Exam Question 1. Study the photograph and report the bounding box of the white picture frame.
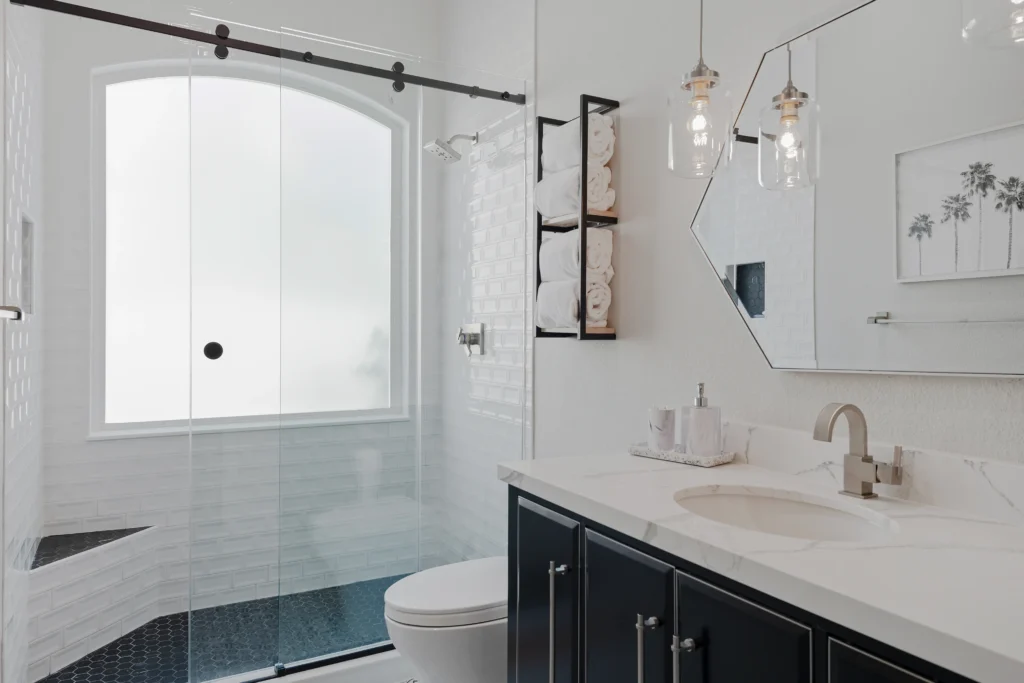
[895,120,1024,283]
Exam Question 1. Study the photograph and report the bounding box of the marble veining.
[499,450,1024,683]
[720,421,1024,525]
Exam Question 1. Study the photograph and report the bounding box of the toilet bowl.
[384,556,507,683]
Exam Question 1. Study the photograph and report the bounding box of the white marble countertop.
[499,455,1024,683]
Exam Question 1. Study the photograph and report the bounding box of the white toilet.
[384,556,507,683]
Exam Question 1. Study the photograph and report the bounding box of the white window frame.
[89,60,412,440]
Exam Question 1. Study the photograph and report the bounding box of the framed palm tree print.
[896,121,1024,282]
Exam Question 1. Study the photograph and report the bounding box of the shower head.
[424,132,478,163]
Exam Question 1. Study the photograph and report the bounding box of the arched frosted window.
[101,74,400,427]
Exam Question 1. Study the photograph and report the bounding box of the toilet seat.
[384,556,507,628]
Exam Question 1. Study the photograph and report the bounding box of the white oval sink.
[674,485,897,542]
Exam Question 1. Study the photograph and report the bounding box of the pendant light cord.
[699,0,704,62]
[786,42,793,85]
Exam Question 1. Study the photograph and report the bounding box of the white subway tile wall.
[4,6,46,683]
[435,110,532,565]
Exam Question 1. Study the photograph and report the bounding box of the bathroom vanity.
[501,456,1024,683]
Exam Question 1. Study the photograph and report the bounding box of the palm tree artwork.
[961,162,996,269]
[995,177,1024,270]
[907,213,934,276]
[940,194,972,272]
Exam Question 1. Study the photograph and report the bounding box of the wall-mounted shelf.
[535,94,620,341]
[542,209,619,229]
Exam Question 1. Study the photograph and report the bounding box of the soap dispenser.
[686,383,722,457]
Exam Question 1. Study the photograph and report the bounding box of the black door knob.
[204,342,224,360]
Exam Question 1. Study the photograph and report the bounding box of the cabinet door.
[829,639,933,683]
[517,498,581,683]
[676,572,811,683]
[586,530,674,683]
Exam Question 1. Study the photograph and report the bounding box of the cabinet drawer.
[516,498,580,683]
[676,572,811,683]
[829,639,933,683]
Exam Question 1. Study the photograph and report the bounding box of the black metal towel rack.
[535,94,620,341]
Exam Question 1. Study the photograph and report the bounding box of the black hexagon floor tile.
[41,575,406,683]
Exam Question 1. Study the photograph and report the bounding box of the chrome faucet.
[813,403,903,499]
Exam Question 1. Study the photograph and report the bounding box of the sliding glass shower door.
[187,29,285,683]
[186,23,426,677]
[275,35,421,669]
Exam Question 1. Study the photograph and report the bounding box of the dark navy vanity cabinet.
[507,489,976,683]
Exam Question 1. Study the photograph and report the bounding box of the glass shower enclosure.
[2,1,530,681]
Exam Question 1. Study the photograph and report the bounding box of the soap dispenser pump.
[686,383,722,457]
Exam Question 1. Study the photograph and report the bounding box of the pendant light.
[758,42,819,191]
[668,0,729,179]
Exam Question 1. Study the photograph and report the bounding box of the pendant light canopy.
[758,43,819,191]
[669,0,730,179]
[962,0,1024,47]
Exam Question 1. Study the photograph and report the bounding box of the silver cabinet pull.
[548,562,570,683]
[671,635,699,683]
[635,615,660,683]
[0,306,23,321]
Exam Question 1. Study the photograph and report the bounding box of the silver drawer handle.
[0,306,23,321]
[548,562,570,683]
[671,635,699,683]
[636,615,660,683]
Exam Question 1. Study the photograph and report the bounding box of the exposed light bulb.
[775,108,802,158]
[687,96,711,149]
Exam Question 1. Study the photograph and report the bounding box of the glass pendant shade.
[758,93,819,190]
[758,43,819,192]
[668,69,731,179]
[962,0,1024,47]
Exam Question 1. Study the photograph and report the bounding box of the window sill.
[88,410,411,441]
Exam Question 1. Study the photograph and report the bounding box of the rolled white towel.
[535,278,613,329]
[590,188,616,212]
[539,228,614,284]
[536,166,616,219]
[542,113,615,174]
[588,115,615,166]
[587,165,611,206]
[584,278,612,326]
[535,167,580,219]
[536,280,579,329]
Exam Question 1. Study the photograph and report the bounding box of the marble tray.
[629,443,735,468]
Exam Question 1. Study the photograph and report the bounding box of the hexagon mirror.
[691,0,1024,376]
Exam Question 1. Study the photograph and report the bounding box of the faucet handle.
[874,445,905,486]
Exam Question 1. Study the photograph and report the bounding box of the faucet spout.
[813,402,868,457]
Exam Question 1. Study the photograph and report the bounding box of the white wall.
[3,4,46,683]
[534,0,1024,465]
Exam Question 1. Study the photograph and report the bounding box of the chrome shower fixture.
[424,133,478,163]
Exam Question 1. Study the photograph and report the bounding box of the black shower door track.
[10,0,527,105]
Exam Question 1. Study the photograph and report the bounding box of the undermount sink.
[674,485,897,542]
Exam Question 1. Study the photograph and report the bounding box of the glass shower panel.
[6,5,195,683]
[421,61,531,570]
[187,18,284,683]
[276,34,423,668]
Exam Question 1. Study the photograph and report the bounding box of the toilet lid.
[385,557,507,628]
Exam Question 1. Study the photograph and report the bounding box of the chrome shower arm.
[448,133,478,145]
